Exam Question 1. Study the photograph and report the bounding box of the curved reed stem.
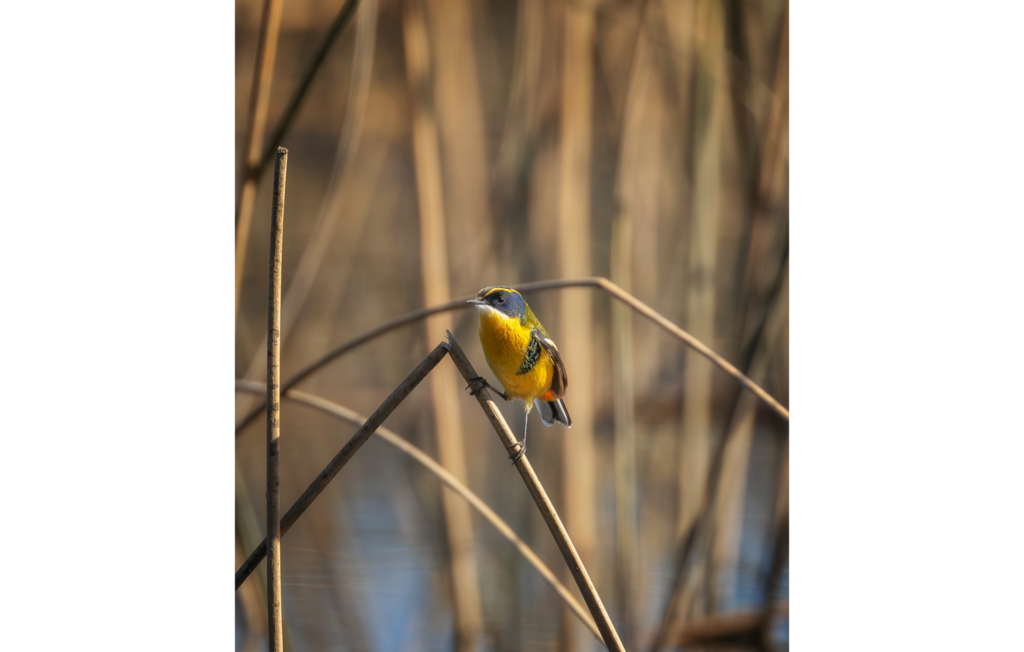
[236,277,788,435]
[235,380,604,644]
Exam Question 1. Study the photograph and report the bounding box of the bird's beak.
[467,299,487,305]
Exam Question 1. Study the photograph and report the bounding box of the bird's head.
[468,286,527,322]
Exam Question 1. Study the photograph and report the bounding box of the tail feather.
[534,398,572,428]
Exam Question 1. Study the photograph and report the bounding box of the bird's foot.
[508,441,525,464]
[465,377,509,401]
[465,376,489,396]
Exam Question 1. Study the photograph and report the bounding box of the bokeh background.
[234,0,789,650]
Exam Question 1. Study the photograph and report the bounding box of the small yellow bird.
[467,285,571,462]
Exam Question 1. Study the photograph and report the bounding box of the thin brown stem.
[235,0,285,318]
[557,4,597,649]
[257,0,364,173]
[236,0,380,420]
[235,342,450,589]
[235,277,788,435]
[234,380,604,644]
[445,332,628,652]
[650,261,789,652]
[266,147,287,652]
[236,0,364,321]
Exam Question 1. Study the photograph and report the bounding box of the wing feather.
[536,332,568,398]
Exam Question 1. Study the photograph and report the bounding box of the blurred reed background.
[234,0,788,650]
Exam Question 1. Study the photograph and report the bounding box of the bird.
[466,285,571,463]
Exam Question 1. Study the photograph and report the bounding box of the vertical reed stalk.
[709,263,788,607]
[495,0,544,198]
[738,5,789,357]
[655,0,698,314]
[558,4,597,649]
[257,0,365,172]
[611,214,637,648]
[610,5,658,643]
[236,461,298,652]
[702,259,788,616]
[402,1,483,647]
[675,0,726,626]
[266,147,287,652]
[236,0,381,420]
[707,403,755,611]
[651,263,787,651]
[236,0,285,318]
[424,0,499,286]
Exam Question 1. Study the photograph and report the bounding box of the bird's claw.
[508,442,525,464]
[465,376,488,396]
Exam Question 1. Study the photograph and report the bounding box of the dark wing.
[536,331,568,398]
[515,332,543,376]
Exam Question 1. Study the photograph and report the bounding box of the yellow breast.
[477,309,554,403]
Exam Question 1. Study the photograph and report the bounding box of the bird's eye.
[497,296,505,304]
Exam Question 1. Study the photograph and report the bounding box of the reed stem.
[445,332,628,652]
[257,0,364,173]
[235,342,450,589]
[235,0,285,318]
[234,380,605,643]
[266,147,287,652]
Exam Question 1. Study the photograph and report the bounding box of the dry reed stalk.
[706,401,756,611]
[235,533,264,652]
[611,217,638,648]
[234,380,605,643]
[650,261,788,651]
[230,458,294,650]
[655,0,698,312]
[266,147,287,652]
[235,0,285,318]
[236,342,450,589]
[445,333,628,652]
[236,147,390,421]
[494,0,544,199]
[677,0,726,576]
[235,277,789,435]
[235,470,269,650]
[236,0,380,420]
[257,0,364,172]
[609,5,657,643]
[709,263,788,610]
[402,0,482,646]
[737,4,788,357]
[557,5,598,649]
[424,0,499,287]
